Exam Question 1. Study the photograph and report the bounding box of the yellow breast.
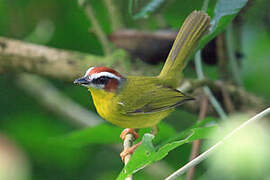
[88,88,115,120]
[88,88,173,128]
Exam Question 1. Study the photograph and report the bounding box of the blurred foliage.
[0,0,270,179]
[203,115,270,180]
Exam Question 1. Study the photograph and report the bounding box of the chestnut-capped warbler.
[74,11,210,159]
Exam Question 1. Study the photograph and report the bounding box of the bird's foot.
[120,142,142,162]
[120,128,139,140]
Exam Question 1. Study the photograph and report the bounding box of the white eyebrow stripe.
[84,67,95,77]
[90,72,121,81]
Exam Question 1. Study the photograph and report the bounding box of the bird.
[74,11,210,160]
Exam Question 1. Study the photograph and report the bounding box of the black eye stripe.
[91,76,110,84]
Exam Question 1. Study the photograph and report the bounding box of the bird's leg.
[120,126,159,162]
[120,141,142,162]
[151,125,159,136]
[120,128,140,162]
[120,128,139,140]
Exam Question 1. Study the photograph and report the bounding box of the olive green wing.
[118,85,194,115]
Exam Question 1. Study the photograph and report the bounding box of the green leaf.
[52,122,178,148]
[199,0,248,49]
[51,124,123,148]
[117,125,218,180]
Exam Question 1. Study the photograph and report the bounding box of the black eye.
[92,76,109,85]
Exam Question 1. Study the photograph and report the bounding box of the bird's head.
[74,67,125,92]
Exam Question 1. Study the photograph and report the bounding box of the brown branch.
[0,37,268,116]
[109,29,177,63]
[179,79,268,115]
[186,96,208,180]
[0,36,159,81]
[217,81,235,113]
[216,33,229,80]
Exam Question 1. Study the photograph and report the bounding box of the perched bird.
[74,11,210,160]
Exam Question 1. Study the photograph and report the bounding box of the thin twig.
[195,50,227,119]
[103,0,124,31]
[217,81,235,113]
[226,24,242,86]
[78,0,112,55]
[17,73,101,127]
[216,33,229,80]
[202,0,210,12]
[123,133,136,180]
[186,96,208,180]
[165,107,270,180]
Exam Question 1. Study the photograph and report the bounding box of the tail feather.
[159,11,210,87]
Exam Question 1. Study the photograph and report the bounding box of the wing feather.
[118,84,194,115]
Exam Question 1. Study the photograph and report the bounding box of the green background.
[0,0,269,179]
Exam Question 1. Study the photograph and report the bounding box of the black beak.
[74,77,90,86]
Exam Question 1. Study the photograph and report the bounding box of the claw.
[120,142,142,162]
[120,128,139,140]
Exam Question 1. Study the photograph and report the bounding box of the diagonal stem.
[195,50,227,119]
[103,0,124,31]
[186,96,208,180]
[17,73,101,127]
[165,107,270,180]
[78,0,112,55]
